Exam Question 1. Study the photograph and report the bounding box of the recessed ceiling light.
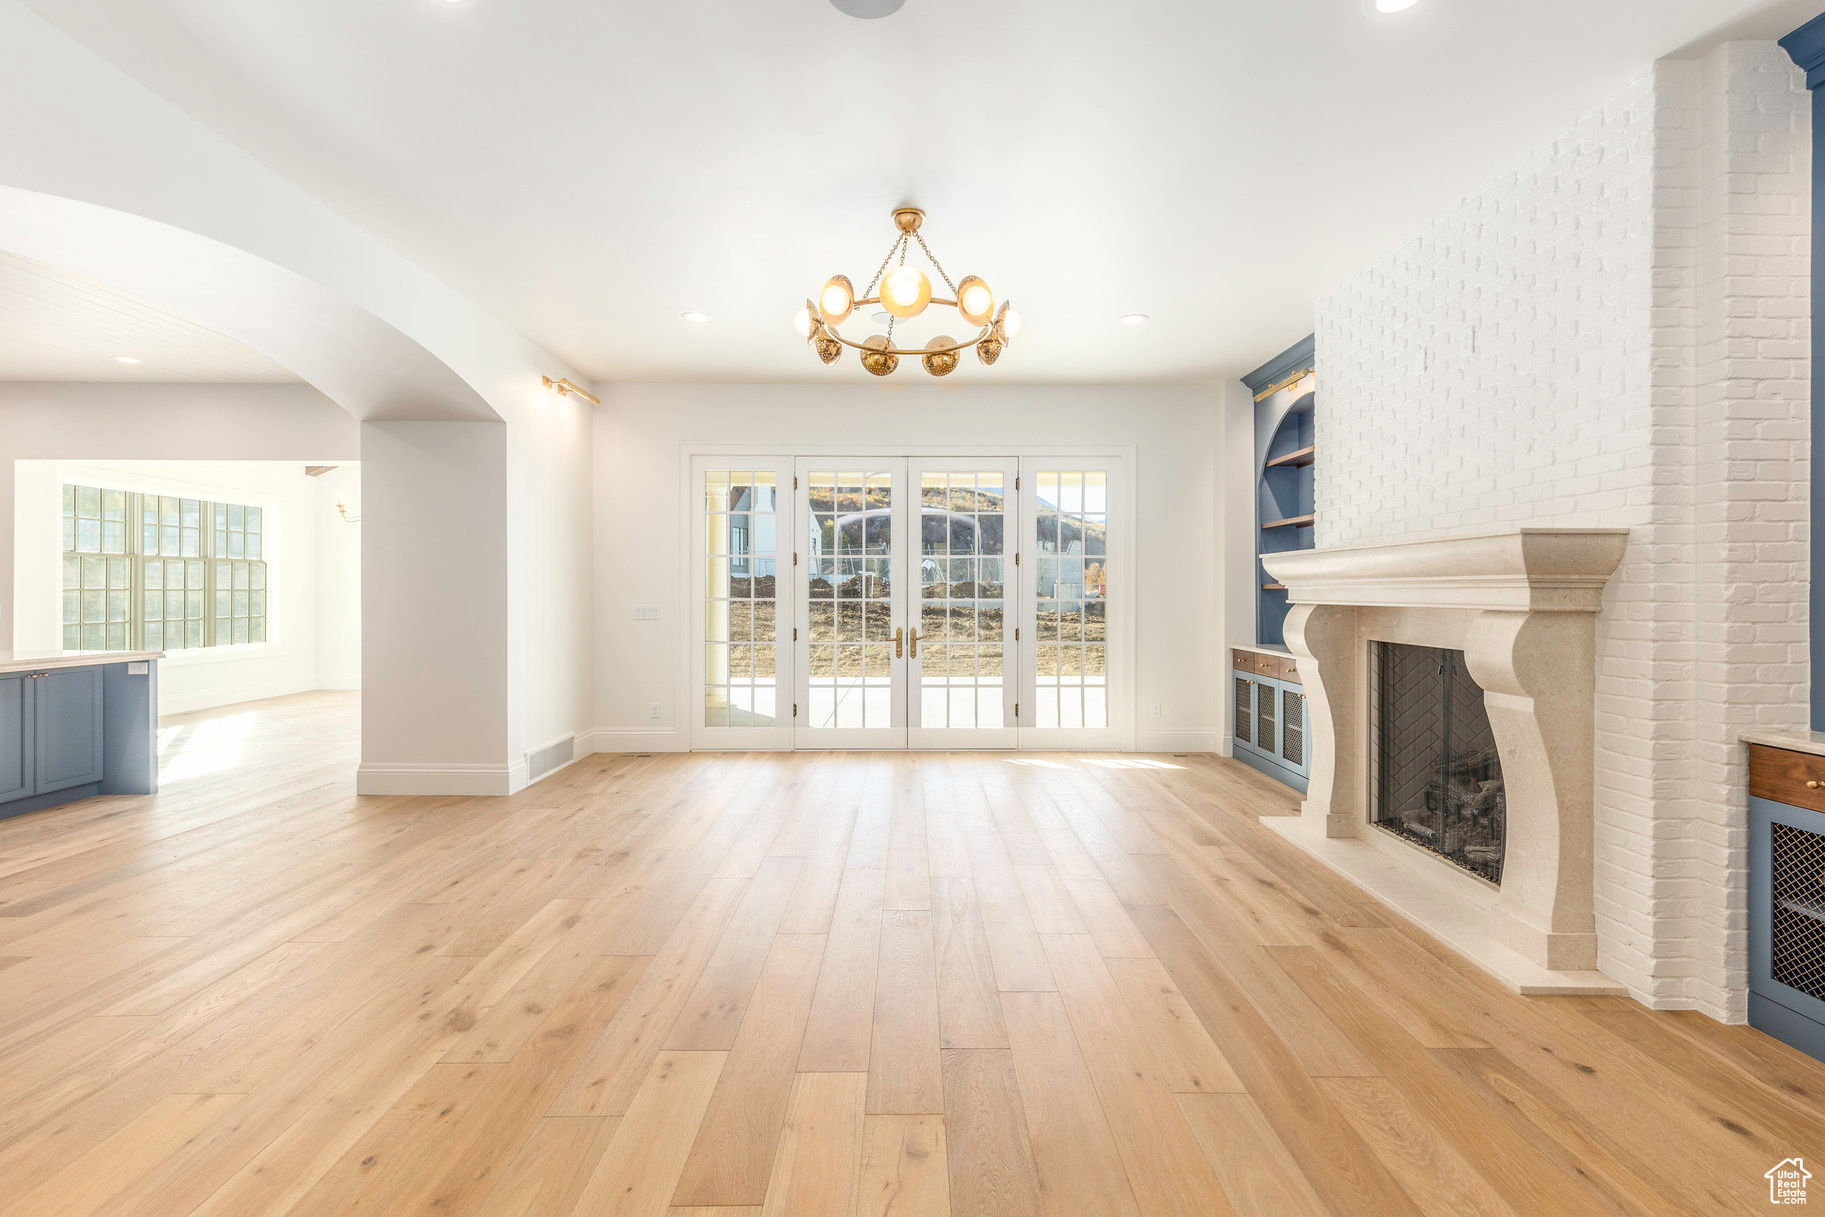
[871,310,894,325]
[1118,314,1149,326]
[113,355,140,364]
[831,0,904,17]
[1369,0,1420,11]
[681,311,712,323]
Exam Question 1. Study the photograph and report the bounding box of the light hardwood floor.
[0,690,1821,1216]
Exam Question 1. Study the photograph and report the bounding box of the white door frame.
[677,443,1136,752]
[688,454,795,750]
[907,456,1020,750]
[791,456,910,750]
[1018,459,1130,751]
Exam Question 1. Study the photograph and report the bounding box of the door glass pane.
[919,470,1007,728]
[703,469,781,728]
[807,467,894,730]
[1034,470,1109,729]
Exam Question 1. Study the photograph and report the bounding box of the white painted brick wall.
[1314,45,1809,1020]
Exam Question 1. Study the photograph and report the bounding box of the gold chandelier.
[793,207,1021,377]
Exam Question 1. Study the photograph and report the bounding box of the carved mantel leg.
[1284,602,1362,839]
[1464,609,1599,970]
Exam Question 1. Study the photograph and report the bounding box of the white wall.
[591,383,1220,753]
[359,422,511,792]
[14,458,360,714]
[1312,45,1810,1020]
[314,465,361,688]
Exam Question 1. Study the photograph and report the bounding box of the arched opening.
[0,188,512,805]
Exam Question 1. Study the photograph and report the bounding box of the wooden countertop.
[1741,728,1825,760]
[1230,642,1293,657]
[0,650,163,675]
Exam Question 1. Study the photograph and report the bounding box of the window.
[702,470,781,727]
[62,483,269,652]
[1033,470,1108,729]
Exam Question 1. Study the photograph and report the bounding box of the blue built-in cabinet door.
[34,668,103,793]
[0,674,30,803]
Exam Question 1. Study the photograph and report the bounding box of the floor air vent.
[526,736,575,781]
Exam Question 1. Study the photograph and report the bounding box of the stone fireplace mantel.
[1260,528,1629,995]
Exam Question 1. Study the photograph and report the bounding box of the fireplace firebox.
[1372,642,1506,884]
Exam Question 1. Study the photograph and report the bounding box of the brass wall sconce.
[542,375,600,405]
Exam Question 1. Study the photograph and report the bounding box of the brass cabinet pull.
[909,627,919,659]
[894,627,903,659]
[1809,780,1822,790]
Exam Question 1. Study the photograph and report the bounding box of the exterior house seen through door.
[690,452,1124,751]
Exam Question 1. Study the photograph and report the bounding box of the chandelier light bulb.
[794,305,815,339]
[881,265,931,318]
[819,275,854,325]
[956,276,994,326]
[1002,306,1023,341]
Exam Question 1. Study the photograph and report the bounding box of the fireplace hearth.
[1258,528,1628,990]
[1373,643,1505,884]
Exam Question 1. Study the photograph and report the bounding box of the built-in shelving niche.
[1246,335,1316,648]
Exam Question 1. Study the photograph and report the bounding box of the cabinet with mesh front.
[1230,648,1308,793]
[1749,746,1825,1062]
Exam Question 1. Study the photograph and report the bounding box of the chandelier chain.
[863,234,905,299]
[912,230,956,294]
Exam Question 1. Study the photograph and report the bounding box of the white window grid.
[918,469,1009,729]
[1032,470,1109,730]
[804,469,896,730]
[702,470,781,727]
[62,484,268,652]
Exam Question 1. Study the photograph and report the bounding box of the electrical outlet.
[633,604,660,620]
[1462,325,1477,357]
[649,702,662,719]
[1150,702,1162,719]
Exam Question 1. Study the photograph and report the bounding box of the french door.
[692,452,1122,751]
[791,457,1019,749]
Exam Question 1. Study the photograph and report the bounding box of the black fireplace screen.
[1373,643,1506,884]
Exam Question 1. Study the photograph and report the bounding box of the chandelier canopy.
[793,207,1020,377]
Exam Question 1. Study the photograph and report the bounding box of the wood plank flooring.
[1,690,1822,1215]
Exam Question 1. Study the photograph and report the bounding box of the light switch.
[128,661,149,675]
[633,605,660,620]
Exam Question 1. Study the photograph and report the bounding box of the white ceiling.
[0,251,299,382]
[19,0,1810,385]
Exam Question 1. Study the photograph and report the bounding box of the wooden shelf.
[1261,582,1286,591]
[1265,445,1315,469]
[1261,513,1315,529]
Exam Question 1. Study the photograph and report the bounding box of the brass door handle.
[894,627,903,659]
[909,627,919,659]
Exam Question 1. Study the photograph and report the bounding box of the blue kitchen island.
[0,650,161,820]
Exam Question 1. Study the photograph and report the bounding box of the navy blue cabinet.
[1750,793,1825,1060]
[0,673,30,803]
[1232,650,1309,793]
[35,667,104,793]
[0,666,106,815]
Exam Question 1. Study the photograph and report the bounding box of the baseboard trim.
[581,728,684,754]
[356,761,517,797]
[1133,729,1220,754]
